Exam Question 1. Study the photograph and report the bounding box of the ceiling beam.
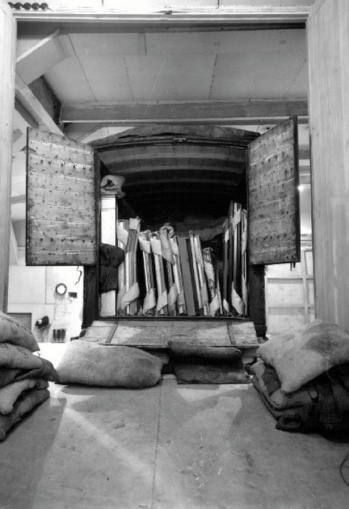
[16,28,60,63]
[14,98,39,128]
[13,6,311,24]
[15,74,63,135]
[16,28,69,86]
[13,99,38,154]
[16,30,69,85]
[61,99,308,125]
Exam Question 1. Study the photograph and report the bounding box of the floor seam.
[150,382,162,509]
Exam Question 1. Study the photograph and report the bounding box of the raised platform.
[82,318,260,365]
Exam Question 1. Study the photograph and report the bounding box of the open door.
[26,128,98,266]
[248,117,300,266]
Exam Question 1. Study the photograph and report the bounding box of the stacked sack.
[251,319,349,434]
[0,311,59,441]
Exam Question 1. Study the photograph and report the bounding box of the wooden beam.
[14,98,39,128]
[307,0,349,330]
[15,74,63,135]
[9,223,18,266]
[13,100,38,154]
[13,6,311,24]
[0,0,16,312]
[61,99,308,125]
[16,28,60,63]
[17,32,68,85]
[64,123,103,143]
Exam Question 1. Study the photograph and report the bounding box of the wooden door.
[26,128,98,266]
[248,117,300,266]
[0,0,15,311]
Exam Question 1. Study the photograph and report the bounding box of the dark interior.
[94,124,259,229]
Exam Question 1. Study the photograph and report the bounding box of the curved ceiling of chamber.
[94,125,259,226]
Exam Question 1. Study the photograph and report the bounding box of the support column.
[100,195,117,316]
[308,0,349,330]
[0,1,16,312]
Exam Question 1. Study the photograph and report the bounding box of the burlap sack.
[0,379,48,415]
[0,311,39,352]
[0,343,43,370]
[0,359,59,389]
[173,363,251,384]
[56,341,163,388]
[251,360,314,410]
[0,388,50,441]
[168,341,242,362]
[168,341,249,384]
[259,320,349,393]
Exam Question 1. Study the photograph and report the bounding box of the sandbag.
[0,379,48,415]
[252,359,349,434]
[168,341,242,362]
[0,343,44,370]
[0,358,60,389]
[173,363,250,384]
[251,360,314,410]
[168,341,249,384]
[258,320,349,393]
[0,311,39,352]
[0,388,50,442]
[56,341,163,388]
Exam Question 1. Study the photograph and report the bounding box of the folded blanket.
[258,320,349,393]
[0,379,49,415]
[252,359,349,433]
[0,358,59,389]
[0,311,39,352]
[0,388,50,441]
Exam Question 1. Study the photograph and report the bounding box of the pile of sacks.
[251,319,349,434]
[0,311,59,441]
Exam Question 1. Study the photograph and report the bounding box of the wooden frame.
[12,6,311,24]
[8,1,349,332]
[0,0,16,312]
[2,3,310,314]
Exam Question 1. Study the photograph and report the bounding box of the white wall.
[8,247,84,343]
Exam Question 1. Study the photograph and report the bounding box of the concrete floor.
[1,373,349,509]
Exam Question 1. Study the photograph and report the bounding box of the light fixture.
[55,283,67,296]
